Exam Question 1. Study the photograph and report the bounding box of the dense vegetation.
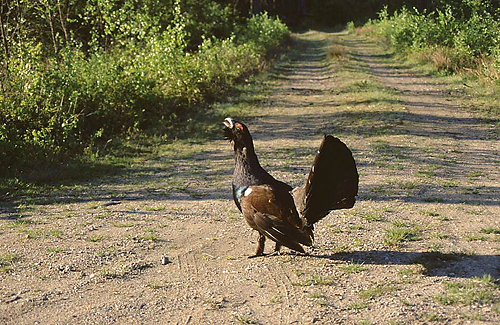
[368,0,500,78]
[2,0,499,178]
[0,0,289,175]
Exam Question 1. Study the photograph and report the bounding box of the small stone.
[161,256,170,265]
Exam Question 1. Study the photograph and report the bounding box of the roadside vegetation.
[0,0,289,177]
[364,0,500,84]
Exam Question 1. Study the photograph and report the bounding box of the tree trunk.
[57,0,68,44]
[251,0,261,15]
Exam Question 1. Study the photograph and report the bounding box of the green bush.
[372,1,500,75]
[0,9,289,175]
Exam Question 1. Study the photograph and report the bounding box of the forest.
[1,0,499,176]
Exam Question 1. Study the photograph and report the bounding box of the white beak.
[223,117,234,129]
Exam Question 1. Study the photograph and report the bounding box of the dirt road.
[1,30,499,324]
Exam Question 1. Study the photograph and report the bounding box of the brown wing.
[240,185,312,252]
[294,135,358,226]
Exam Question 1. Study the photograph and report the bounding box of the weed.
[466,234,487,241]
[399,266,424,276]
[294,269,305,277]
[426,243,443,252]
[384,226,420,246]
[0,253,20,273]
[441,180,460,187]
[467,171,484,179]
[339,261,366,274]
[399,298,411,306]
[309,292,325,299]
[434,279,496,305]
[19,228,62,239]
[87,235,107,242]
[481,227,500,234]
[360,212,385,222]
[144,205,166,212]
[399,181,417,190]
[235,315,258,324]
[147,280,163,289]
[358,283,398,300]
[317,300,329,306]
[419,210,439,217]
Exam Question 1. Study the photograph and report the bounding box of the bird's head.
[223,117,254,151]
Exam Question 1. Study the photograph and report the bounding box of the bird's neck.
[233,146,266,185]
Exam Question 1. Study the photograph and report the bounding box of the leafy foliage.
[371,1,500,76]
[0,1,289,175]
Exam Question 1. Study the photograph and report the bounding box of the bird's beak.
[223,117,234,129]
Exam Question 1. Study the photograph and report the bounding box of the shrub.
[371,1,500,77]
[0,10,289,175]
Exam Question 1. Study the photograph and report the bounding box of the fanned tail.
[293,135,359,229]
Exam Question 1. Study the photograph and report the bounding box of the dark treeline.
[259,0,500,26]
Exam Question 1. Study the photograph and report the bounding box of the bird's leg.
[274,243,282,253]
[248,233,266,258]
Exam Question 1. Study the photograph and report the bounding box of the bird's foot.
[247,253,267,259]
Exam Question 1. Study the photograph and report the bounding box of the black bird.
[223,117,358,257]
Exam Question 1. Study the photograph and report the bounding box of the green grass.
[136,232,158,242]
[87,235,108,242]
[398,181,417,190]
[480,227,500,234]
[309,291,325,299]
[18,228,63,239]
[441,180,460,188]
[360,212,385,222]
[235,315,258,324]
[358,283,399,300]
[339,261,366,274]
[418,210,440,217]
[434,278,497,305]
[466,234,487,242]
[398,266,424,276]
[384,226,420,246]
[0,253,20,273]
[144,205,166,212]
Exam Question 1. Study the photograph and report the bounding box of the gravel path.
[1,30,499,324]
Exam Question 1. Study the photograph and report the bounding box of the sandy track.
[1,30,499,324]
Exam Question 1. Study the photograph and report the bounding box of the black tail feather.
[294,135,359,226]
